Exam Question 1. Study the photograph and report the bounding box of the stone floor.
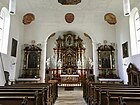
[54,87,87,105]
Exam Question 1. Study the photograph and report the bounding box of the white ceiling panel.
[0,0,140,24]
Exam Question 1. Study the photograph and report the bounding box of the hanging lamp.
[123,0,130,16]
[9,0,16,15]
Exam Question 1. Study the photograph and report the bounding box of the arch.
[45,31,95,84]
[42,29,97,82]
[45,31,94,59]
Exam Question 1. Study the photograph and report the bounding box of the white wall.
[116,16,130,84]
[9,15,24,79]
[22,12,116,82]
[0,2,117,83]
[116,4,140,84]
[1,1,140,85]
[0,3,24,85]
[0,53,6,86]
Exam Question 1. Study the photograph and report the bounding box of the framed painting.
[97,45,115,70]
[11,38,18,57]
[122,41,129,58]
[100,51,112,69]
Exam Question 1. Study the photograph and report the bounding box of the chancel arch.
[45,31,93,86]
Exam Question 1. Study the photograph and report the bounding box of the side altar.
[97,41,120,81]
[17,41,42,83]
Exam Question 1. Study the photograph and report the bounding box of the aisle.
[54,87,87,105]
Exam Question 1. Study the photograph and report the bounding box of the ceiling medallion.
[22,13,35,25]
[104,13,117,25]
[65,13,74,23]
[58,0,81,5]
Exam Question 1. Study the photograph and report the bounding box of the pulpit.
[127,63,140,86]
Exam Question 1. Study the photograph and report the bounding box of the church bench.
[0,82,58,105]
[98,88,140,105]
[0,88,48,105]
[84,81,140,105]
[109,96,140,105]
[99,90,140,105]
[0,90,42,105]
[9,83,53,104]
[8,81,58,104]
[83,81,129,104]
[12,80,58,102]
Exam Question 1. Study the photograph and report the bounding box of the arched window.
[0,7,10,54]
[129,7,140,55]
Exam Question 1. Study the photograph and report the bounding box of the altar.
[47,33,89,87]
[60,75,81,86]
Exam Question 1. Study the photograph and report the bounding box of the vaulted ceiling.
[1,0,140,23]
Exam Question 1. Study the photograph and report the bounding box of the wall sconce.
[123,0,130,16]
[9,0,16,15]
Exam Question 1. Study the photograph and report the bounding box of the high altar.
[46,32,93,86]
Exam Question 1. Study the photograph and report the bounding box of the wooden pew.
[11,80,58,104]
[0,90,42,105]
[83,80,140,105]
[0,81,58,105]
[83,81,129,105]
[97,87,140,105]
[106,91,140,105]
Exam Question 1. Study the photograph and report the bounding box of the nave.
[0,63,139,105]
[54,87,86,105]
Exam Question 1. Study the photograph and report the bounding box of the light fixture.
[9,0,16,15]
[123,0,130,16]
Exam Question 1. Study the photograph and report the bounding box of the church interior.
[0,0,140,105]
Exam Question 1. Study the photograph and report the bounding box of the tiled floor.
[54,87,87,105]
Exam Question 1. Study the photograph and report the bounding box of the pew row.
[0,90,42,105]
[83,81,128,104]
[0,80,58,105]
[83,80,140,105]
[99,88,140,105]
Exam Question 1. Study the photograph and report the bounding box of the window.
[135,11,140,53]
[0,7,10,54]
[0,12,3,50]
[129,7,140,55]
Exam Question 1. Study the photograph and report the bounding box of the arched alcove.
[45,31,94,86]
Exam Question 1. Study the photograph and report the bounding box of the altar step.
[58,83,81,87]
